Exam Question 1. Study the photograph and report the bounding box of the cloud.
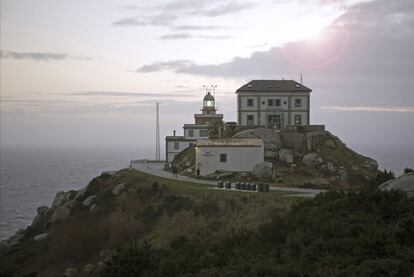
[158,33,232,40]
[172,25,225,31]
[136,60,195,73]
[191,1,254,16]
[136,0,414,79]
[159,33,193,40]
[0,50,92,61]
[112,14,177,26]
[74,91,194,98]
[113,0,254,27]
[321,106,414,113]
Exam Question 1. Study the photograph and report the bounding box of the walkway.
[130,160,325,197]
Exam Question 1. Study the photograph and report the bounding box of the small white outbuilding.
[195,139,264,176]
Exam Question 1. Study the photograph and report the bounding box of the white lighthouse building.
[165,91,223,163]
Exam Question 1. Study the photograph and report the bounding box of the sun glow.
[301,22,325,41]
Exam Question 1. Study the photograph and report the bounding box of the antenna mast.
[155,102,160,161]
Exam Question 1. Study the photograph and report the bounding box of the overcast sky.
[1,0,413,157]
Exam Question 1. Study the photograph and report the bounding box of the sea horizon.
[1,142,413,240]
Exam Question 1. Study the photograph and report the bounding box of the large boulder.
[74,188,86,201]
[112,183,125,196]
[232,129,282,152]
[51,201,73,222]
[32,206,51,227]
[278,148,293,163]
[309,178,330,186]
[34,233,49,241]
[64,267,79,277]
[83,195,96,207]
[302,153,323,167]
[379,172,414,197]
[251,161,273,179]
[51,191,66,209]
[264,150,278,159]
[361,159,379,171]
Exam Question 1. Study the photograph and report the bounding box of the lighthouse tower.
[202,92,216,115]
[165,87,224,163]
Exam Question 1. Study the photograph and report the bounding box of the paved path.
[130,160,325,197]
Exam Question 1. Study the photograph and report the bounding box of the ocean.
[0,144,413,240]
[0,145,152,241]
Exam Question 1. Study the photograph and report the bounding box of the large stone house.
[165,92,223,163]
[236,80,311,129]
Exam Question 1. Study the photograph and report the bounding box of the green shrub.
[103,190,414,276]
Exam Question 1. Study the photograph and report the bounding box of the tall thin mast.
[155,102,160,161]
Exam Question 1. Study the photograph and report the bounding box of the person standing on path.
[172,165,178,178]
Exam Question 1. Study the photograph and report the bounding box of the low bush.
[104,190,414,276]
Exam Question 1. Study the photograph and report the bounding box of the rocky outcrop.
[232,129,282,152]
[64,267,79,277]
[379,172,414,197]
[51,203,72,222]
[251,162,273,179]
[361,160,379,171]
[83,195,96,207]
[264,150,278,159]
[84,264,94,273]
[34,233,48,241]
[302,153,323,167]
[51,191,66,209]
[309,178,330,186]
[32,206,51,227]
[112,183,125,196]
[278,148,294,163]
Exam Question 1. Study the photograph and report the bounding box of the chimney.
[173,130,176,136]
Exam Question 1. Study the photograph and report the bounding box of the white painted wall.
[195,146,264,176]
[184,128,209,139]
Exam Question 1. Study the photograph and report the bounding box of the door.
[267,115,283,129]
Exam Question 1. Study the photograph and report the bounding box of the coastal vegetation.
[1,168,413,276]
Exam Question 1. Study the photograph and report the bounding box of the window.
[275,99,281,107]
[188,129,194,137]
[174,142,179,150]
[220,153,227,163]
[295,114,302,125]
[247,115,254,126]
[267,99,274,107]
[247,98,254,107]
[295,98,302,107]
[199,129,209,137]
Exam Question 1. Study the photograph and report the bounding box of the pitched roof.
[196,139,264,147]
[236,80,311,93]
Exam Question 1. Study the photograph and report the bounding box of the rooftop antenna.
[155,102,160,161]
[300,73,303,84]
[211,85,217,108]
[202,85,208,94]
